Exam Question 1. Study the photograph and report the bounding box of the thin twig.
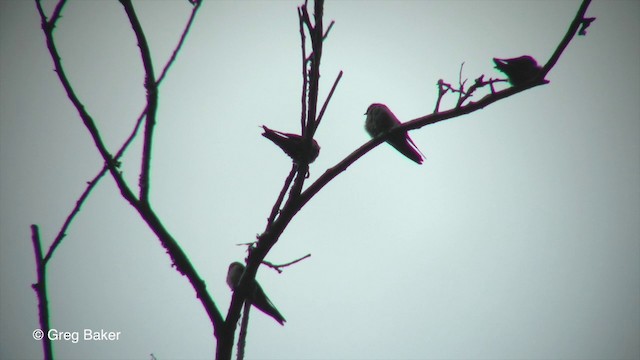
[156,0,202,84]
[298,6,308,133]
[267,165,297,226]
[315,70,343,129]
[322,20,335,40]
[262,254,311,274]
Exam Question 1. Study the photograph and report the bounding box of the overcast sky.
[1,0,639,359]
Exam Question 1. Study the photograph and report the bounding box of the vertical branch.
[297,7,308,133]
[305,0,324,139]
[119,0,158,205]
[30,225,52,360]
[235,302,251,360]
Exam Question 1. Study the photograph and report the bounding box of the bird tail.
[389,133,424,164]
[251,284,286,325]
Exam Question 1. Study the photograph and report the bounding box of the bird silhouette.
[262,125,320,164]
[493,55,542,86]
[365,103,424,164]
[226,262,286,325]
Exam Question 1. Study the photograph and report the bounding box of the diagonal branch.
[540,0,592,78]
[315,70,343,129]
[156,0,201,84]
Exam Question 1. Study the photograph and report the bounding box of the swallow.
[493,55,542,86]
[226,262,286,325]
[364,103,424,164]
[262,125,320,164]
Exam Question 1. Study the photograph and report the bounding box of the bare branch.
[456,62,467,107]
[235,302,251,360]
[267,165,297,226]
[119,0,158,204]
[298,6,308,132]
[47,0,67,30]
[30,225,52,360]
[35,0,139,208]
[262,254,311,274]
[322,20,335,40]
[540,0,593,78]
[36,0,226,341]
[156,0,203,84]
[315,70,343,129]
[45,0,201,262]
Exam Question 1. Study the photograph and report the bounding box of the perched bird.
[493,55,542,86]
[364,103,424,164]
[226,262,286,325]
[262,125,320,164]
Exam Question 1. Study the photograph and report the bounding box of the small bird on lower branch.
[364,103,424,164]
[226,262,286,325]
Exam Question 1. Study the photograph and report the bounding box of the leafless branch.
[235,302,251,360]
[30,225,52,360]
[262,254,312,274]
[322,20,335,40]
[298,7,309,132]
[315,70,343,129]
[119,0,158,204]
[156,0,202,84]
[267,165,297,226]
[35,0,225,349]
[540,0,592,78]
[44,0,202,262]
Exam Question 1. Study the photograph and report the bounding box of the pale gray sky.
[1,0,639,359]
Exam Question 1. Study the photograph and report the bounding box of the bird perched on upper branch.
[493,55,542,86]
[364,103,424,164]
[262,125,320,164]
[226,262,286,325]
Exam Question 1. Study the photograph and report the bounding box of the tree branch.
[35,0,225,345]
[35,0,139,208]
[30,225,52,360]
[119,0,158,205]
[156,0,201,84]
